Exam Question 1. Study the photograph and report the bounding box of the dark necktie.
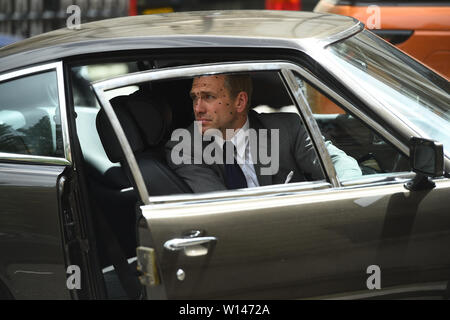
[223,141,248,190]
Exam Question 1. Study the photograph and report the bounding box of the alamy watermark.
[170,121,280,175]
[66,5,81,30]
[366,264,381,290]
[366,5,381,30]
[66,265,81,290]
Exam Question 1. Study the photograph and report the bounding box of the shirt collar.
[206,117,249,159]
[231,117,249,159]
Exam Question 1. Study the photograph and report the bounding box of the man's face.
[190,75,242,136]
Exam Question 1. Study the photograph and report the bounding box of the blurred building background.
[0,0,319,44]
[0,0,128,41]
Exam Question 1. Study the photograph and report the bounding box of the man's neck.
[222,114,248,140]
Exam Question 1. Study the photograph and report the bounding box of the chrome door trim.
[0,62,58,82]
[281,69,340,187]
[311,281,448,300]
[149,181,332,206]
[148,173,425,208]
[0,153,71,166]
[92,60,412,206]
[0,61,72,165]
[164,236,217,251]
[92,86,151,205]
[141,178,450,221]
[340,172,415,187]
[321,20,364,48]
[55,61,72,164]
[92,61,285,91]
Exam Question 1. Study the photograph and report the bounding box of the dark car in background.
[314,0,450,79]
[0,10,449,300]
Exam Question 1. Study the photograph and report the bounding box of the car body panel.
[0,11,361,74]
[140,178,450,299]
[0,163,71,299]
[0,62,78,299]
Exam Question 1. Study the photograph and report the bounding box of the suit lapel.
[248,111,272,187]
[202,134,226,182]
[188,123,226,181]
[198,111,275,187]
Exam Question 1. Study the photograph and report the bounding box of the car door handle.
[164,236,217,251]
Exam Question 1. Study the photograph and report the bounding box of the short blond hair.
[223,74,253,111]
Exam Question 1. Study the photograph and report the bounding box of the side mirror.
[405,137,444,191]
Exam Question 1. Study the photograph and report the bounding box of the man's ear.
[235,91,248,113]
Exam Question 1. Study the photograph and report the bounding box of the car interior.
[68,59,411,298]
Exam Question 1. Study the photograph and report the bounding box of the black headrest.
[96,96,145,163]
[151,79,193,130]
[251,71,292,109]
[126,91,172,147]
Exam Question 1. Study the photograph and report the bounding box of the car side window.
[0,70,64,158]
[90,67,331,199]
[71,63,140,172]
[294,75,411,180]
[160,70,327,193]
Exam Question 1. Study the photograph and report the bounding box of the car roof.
[0,10,360,74]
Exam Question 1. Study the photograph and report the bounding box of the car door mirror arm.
[404,137,444,191]
[405,173,436,191]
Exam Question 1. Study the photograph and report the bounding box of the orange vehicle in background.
[314,0,450,80]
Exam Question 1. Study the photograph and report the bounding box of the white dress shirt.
[213,118,260,188]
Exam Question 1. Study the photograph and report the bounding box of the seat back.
[124,91,193,195]
[96,95,145,164]
[91,91,192,270]
[96,91,192,196]
[89,96,142,267]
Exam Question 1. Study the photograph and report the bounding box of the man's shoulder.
[249,110,301,128]
[165,122,196,149]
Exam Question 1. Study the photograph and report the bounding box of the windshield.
[327,30,450,157]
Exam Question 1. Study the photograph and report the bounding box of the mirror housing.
[405,137,444,191]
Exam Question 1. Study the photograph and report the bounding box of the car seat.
[96,91,193,197]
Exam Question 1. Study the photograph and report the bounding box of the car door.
[0,62,76,299]
[93,61,450,300]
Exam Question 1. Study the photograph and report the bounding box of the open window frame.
[91,61,344,206]
[92,60,419,207]
[0,61,72,165]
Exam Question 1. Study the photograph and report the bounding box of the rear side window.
[0,70,64,158]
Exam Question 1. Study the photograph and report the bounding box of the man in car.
[165,73,362,193]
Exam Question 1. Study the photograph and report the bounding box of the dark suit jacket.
[165,111,361,193]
